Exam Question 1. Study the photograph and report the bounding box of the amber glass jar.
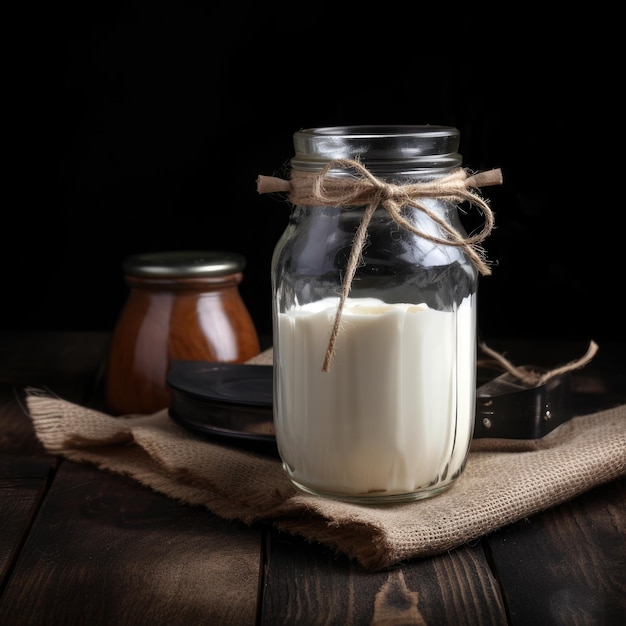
[104,250,261,415]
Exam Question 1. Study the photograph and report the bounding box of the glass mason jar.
[269,125,493,503]
[104,250,260,415]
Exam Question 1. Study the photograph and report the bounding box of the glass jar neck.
[125,274,242,291]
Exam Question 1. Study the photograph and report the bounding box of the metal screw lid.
[291,125,462,174]
[122,251,247,278]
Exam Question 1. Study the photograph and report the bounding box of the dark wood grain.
[0,335,263,625]
[261,530,508,625]
[0,476,49,589]
[1,331,625,626]
[0,461,263,626]
[0,385,56,593]
[486,477,626,626]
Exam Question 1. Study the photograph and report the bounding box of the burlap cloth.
[25,349,626,571]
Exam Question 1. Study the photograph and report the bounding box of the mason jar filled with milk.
[260,125,500,503]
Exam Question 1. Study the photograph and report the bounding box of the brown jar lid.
[122,251,247,278]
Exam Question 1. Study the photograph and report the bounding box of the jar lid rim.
[292,125,462,171]
[297,125,458,138]
[122,251,246,277]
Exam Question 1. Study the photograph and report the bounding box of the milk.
[274,296,475,501]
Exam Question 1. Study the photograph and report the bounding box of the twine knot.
[372,180,401,205]
[258,158,503,371]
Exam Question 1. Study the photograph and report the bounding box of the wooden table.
[1,331,624,625]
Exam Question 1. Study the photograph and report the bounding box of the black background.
[5,2,621,345]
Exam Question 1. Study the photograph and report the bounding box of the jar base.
[287,475,455,504]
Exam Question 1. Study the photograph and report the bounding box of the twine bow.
[258,158,503,371]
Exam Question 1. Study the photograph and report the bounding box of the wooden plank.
[0,477,48,587]
[0,461,263,626]
[2,332,624,626]
[260,530,508,625]
[485,477,626,626]
[0,385,57,591]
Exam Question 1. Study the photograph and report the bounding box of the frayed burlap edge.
[25,392,626,571]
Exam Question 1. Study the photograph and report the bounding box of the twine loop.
[258,158,503,371]
[479,340,599,387]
